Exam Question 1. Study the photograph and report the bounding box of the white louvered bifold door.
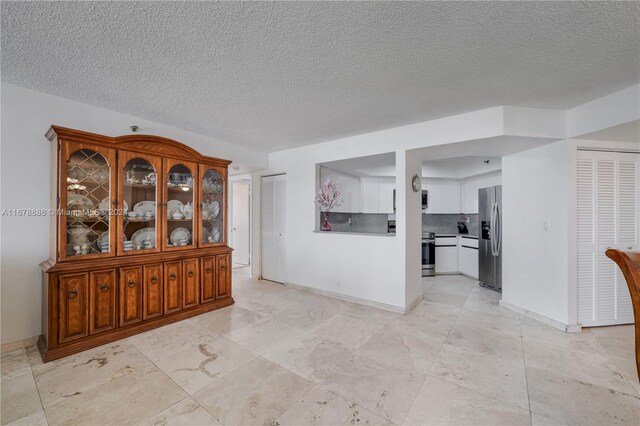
[261,174,287,283]
[577,151,639,326]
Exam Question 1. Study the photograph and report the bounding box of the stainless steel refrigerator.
[478,185,502,292]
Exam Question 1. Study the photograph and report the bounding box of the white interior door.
[231,180,250,266]
[261,174,286,283]
[577,150,639,326]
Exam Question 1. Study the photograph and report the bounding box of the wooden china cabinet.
[39,126,233,361]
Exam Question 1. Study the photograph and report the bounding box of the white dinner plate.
[131,227,156,248]
[170,227,191,245]
[203,201,220,220]
[167,200,184,216]
[208,227,221,242]
[99,198,127,215]
[133,200,156,217]
[68,193,93,209]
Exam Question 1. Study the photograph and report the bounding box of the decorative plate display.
[203,201,220,220]
[170,227,191,245]
[99,198,127,215]
[133,200,156,217]
[131,227,156,248]
[208,227,221,242]
[68,193,93,209]
[167,200,184,216]
[97,231,126,248]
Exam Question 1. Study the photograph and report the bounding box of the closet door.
[577,151,639,326]
[261,174,286,283]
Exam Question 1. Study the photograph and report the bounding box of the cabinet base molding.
[38,296,233,362]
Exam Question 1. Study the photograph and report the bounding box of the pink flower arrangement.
[314,179,343,212]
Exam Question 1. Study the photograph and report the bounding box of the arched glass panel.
[66,149,110,256]
[202,169,224,245]
[122,158,157,252]
[167,164,194,247]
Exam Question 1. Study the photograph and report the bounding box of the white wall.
[502,140,571,325]
[319,166,362,213]
[0,83,267,344]
[460,172,502,214]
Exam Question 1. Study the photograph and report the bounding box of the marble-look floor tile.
[138,397,221,426]
[403,375,531,425]
[522,337,636,396]
[192,304,265,335]
[273,302,339,331]
[530,411,568,426]
[393,308,454,341]
[193,357,314,426]
[44,369,186,426]
[445,319,524,364]
[4,410,48,426]
[430,344,529,409]
[357,329,442,375]
[591,325,635,360]
[155,336,256,394]
[422,288,469,307]
[307,314,384,349]
[321,352,426,424]
[31,341,156,408]
[276,385,392,426]
[234,291,300,317]
[456,310,522,338]
[128,320,217,363]
[224,318,303,354]
[264,332,353,383]
[1,373,42,425]
[527,366,640,425]
[410,300,462,323]
[1,348,32,381]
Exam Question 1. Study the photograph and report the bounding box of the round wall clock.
[411,175,421,192]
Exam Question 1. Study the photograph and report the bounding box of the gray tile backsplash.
[422,213,478,236]
[322,212,390,234]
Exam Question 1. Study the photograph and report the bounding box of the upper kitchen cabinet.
[361,177,395,214]
[422,178,461,214]
[460,172,502,214]
[319,166,361,213]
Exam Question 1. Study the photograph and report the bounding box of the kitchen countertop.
[313,230,395,237]
[433,233,478,239]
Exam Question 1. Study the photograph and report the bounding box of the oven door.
[421,238,435,276]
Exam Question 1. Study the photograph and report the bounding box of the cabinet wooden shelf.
[39,126,233,362]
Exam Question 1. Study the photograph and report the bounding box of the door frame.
[229,178,252,267]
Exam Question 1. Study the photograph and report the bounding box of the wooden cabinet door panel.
[58,273,89,343]
[183,258,200,308]
[201,257,216,303]
[143,264,163,320]
[119,266,143,326]
[164,261,182,313]
[216,254,231,299]
[89,270,116,335]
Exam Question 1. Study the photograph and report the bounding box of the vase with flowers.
[314,179,343,231]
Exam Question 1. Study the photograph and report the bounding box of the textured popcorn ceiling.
[2,2,638,152]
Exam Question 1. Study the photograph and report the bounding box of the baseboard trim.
[1,335,39,355]
[404,294,424,314]
[285,281,410,314]
[499,300,582,333]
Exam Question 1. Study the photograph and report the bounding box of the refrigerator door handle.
[495,203,501,255]
[490,202,498,256]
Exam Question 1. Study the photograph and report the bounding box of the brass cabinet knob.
[205,267,213,273]
[220,265,226,271]
[150,276,158,284]
[127,280,136,288]
[68,289,78,298]
[99,284,110,292]
[187,270,195,278]
[170,273,177,280]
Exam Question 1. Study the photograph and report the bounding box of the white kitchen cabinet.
[458,237,479,279]
[320,166,361,213]
[435,237,458,273]
[460,172,501,214]
[423,179,461,213]
[361,177,395,213]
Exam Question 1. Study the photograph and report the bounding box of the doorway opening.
[230,179,251,269]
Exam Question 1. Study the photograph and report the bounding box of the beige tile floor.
[1,268,639,425]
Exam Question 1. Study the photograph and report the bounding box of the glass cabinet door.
[201,167,225,246]
[62,144,115,259]
[164,159,197,250]
[118,151,162,254]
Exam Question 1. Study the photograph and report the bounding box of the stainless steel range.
[421,232,435,276]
